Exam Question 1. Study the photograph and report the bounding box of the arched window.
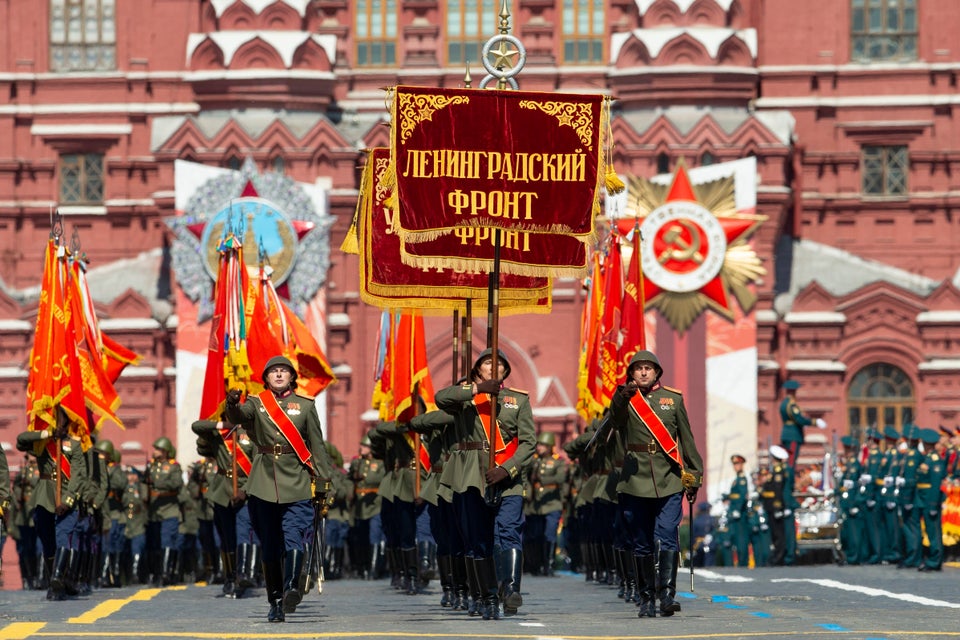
[846,363,914,441]
[271,156,285,174]
[701,151,716,166]
[656,153,670,175]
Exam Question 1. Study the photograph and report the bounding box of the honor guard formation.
[3,362,959,622]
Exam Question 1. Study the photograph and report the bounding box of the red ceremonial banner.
[390,86,606,240]
[357,148,553,313]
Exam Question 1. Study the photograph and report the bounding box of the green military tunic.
[104,459,129,524]
[349,454,384,520]
[726,472,750,567]
[191,420,255,507]
[16,431,87,513]
[526,452,569,516]
[123,471,148,541]
[917,435,946,570]
[146,454,184,522]
[408,410,458,505]
[434,383,535,498]
[609,383,703,499]
[225,390,334,504]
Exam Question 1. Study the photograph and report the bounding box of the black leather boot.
[636,554,657,618]
[161,548,178,585]
[402,547,419,595]
[620,549,638,603]
[221,551,236,596]
[64,549,81,596]
[474,556,501,620]
[501,548,523,614]
[418,540,436,586]
[282,550,305,614]
[263,561,284,622]
[437,555,454,607]
[331,546,344,580]
[100,551,113,588]
[48,548,69,600]
[452,555,470,611]
[131,553,144,584]
[658,550,681,616]
[542,541,556,577]
[237,544,254,589]
[367,543,383,580]
[464,557,482,616]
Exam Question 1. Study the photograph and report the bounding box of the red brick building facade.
[1,0,957,478]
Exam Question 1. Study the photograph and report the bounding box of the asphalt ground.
[1,562,959,640]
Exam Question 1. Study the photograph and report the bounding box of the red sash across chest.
[218,424,253,476]
[473,393,518,466]
[258,390,313,468]
[45,439,71,480]
[628,392,682,467]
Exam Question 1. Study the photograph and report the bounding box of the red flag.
[392,312,437,424]
[281,302,336,397]
[25,239,86,440]
[578,250,606,419]
[246,269,286,394]
[375,313,396,420]
[596,234,624,408]
[619,225,647,382]
[100,333,141,384]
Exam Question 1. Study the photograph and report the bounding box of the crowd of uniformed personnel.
[8,351,957,619]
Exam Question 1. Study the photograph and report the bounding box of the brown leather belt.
[539,483,560,490]
[216,468,237,478]
[355,488,379,495]
[39,473,57,480]
[627,442,659,454]
[259,444,296,455]
[457,441,488,451]
[151,490,178,498]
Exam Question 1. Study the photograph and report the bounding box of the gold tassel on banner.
[603,98,625,195]
[341,150,373,255]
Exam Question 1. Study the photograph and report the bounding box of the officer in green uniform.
[348,434,385,579]
[122,465,148,584]
[748,481,772,567]
[16,420,87,600]
[525,431,569,577]
[435,347,536,621]
[726,454,750,567]
[610,349,703,619]
[76,437,108,594]
[145,436,183,586]
[779,380,824,469]
[11,457,42,589]
[859,428,884,564]
[186,454,218,584]
[322,442,350,581]
[713,498,733,566]
[98,441,128,587]
[178,476,201,583]
[838,436,864,565]
[896,424,923,568]
[761,445,789,566]
[879,426,903,564]
[917,428,946,571]
[563,418,604,584]
[225,355,335,623]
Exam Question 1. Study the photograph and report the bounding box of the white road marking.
[696,569,756,582]
[772,577,960,609]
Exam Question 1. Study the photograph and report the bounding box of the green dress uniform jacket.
[225,390,334,504]
[82,449,109,511]
[123,473,148,540]
[187,459,217,520]
[527,453,569,516]
[609,383,703,498]
[16,432,86,513]
[349,455,384,520]
[325,468,353,525]
[917,448,946,568]
[779,396,812,446]
[434,383,536,499]
[105,462,129,522]
[373,421,426,504]
[10,460,40,540]
[0,447,9,516]
[407,410,457,506]
[191,420,254,507]
[146,456,184,522]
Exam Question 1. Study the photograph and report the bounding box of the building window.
[59,153,104,204]
[226,156,242,171]
[846,363,914,441]
[656,153,670,175]
[271,156,285,174]
[700,151,716,167]
[851,0,917,62]
[862,145,908,196]
[355,0,397,67]
[447,0,498,66]
[50,0,116,72]
[561,0,604,64]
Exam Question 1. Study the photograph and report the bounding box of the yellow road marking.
[67,587,171,624]
[0,623,45,640]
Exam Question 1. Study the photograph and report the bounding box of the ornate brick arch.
[644,0,684,26]
[231,39,286,69]
[189,39,227,71]
[716,36,753,66]
[219,1,302,30]
[656,34,712,65]
[292,38,334,70]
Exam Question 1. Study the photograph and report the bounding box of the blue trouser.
[127,533,146,557]
[248,496,313,563]
[416,501,434,543]
[213,502,239,552]
[381,497,416,548]
[237,502,259,545]
[106,518,126,554]
[493,494,524,552]
[619,492,683,555]
[325,519,349,548]
[147,517,180,551]
[454,487,524,558]
[432,497,460,556]
[35,506,80,553]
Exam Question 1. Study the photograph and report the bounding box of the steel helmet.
[627,349,663,381]
[94,439,115,457]
[152,436,174,457]
[537,432,556,447]
[471,348,512,380]
[262,355,297,384]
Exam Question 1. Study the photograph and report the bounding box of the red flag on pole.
[597,233,624,408]
[619,224,647,382]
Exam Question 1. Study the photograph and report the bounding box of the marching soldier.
[348,433,385,579]
[860,428,884,564]
[610,349,703,619]
[761,445,790,566]
[145,436,184,586]
[896,424,923,569]
[16,417,87,600]
[11,457,42,589]
[726,454,750,567]
[435,347,536,620]
[879,426,903,564]
[224,355,335,623]
[99,442,128,587]
[77,437,109,594]
[122,465,148,584]
[322,442,350,580]
[748,486,772,568]
[838,436,865,565]
[778,380,826,469]
[524,431,568,577]
[187,454,219,584]
[917,428,946,571]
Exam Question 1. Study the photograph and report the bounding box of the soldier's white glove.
[895,476,906,487]
[783,509,792,517]
[730,510,741,520]
[903,503,913,511]
[859,474,872,485]
[816,418,827,429]
[842,479,854,490]
[866,500,876,508]
[850,507,859,516]
[883,476,894,488]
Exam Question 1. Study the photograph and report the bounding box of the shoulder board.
[661,385,683,395]
[505,387,528,395]
[295,392,316,401]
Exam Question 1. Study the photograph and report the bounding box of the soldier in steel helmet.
[609,349,703,619]
[434,347,535,620]
[97,440,128,587]
[225,355,335,623]
[145,434,183,586]
[347,431,385,579]
[524,431,569,577]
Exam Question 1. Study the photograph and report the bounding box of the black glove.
[620,381,638,399]
[230,489,246,507]
[226,389,242,405]
[53,424,69,441]
[684,486,699,504]
[55,503,70,517]
[475,378,502,395]
[484,466,509,484]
